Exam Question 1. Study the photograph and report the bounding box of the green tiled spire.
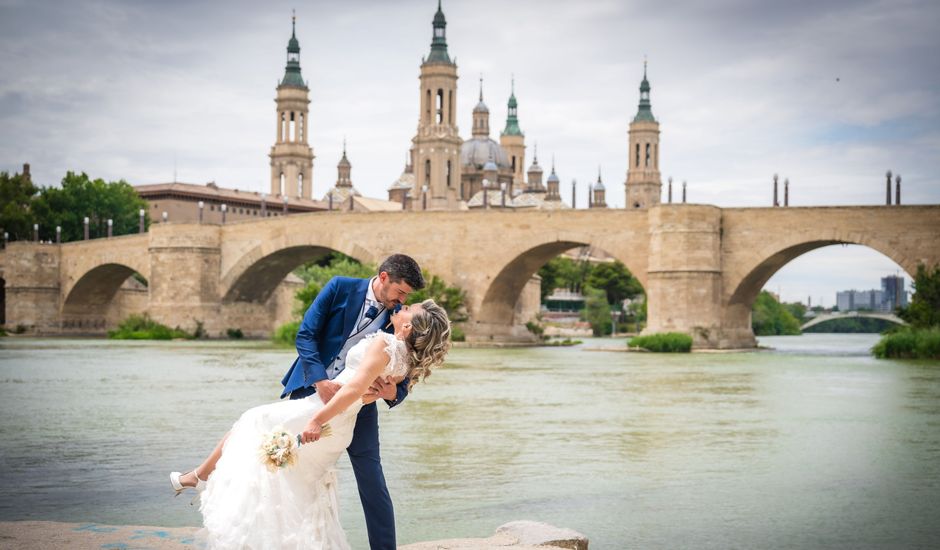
[633,60,655,123]
[502,76,523,136]
[426,0,453,64]
[280,13,307,89]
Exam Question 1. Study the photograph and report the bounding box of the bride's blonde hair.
[404,299,451,391]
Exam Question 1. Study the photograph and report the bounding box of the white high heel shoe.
[170,469,206,504]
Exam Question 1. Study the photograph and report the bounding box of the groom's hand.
[314,380,342,404]
[365,376,396,402]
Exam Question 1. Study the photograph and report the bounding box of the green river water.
[0,334,938,549]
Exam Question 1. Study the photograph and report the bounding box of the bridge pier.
[644,205,729,348]
[147,224,224,335]
[2,242,61,333]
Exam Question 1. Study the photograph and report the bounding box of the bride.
[169,299,451,549]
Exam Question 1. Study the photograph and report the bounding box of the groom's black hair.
[379,254,425,290]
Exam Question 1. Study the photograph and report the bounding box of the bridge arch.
[801,312,906,331]
[723,235,915,339]
[476,238,647,326]
[62,263,149,315]
[222,243,371,304]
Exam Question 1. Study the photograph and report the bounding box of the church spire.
[502,74,523,137]
[280,12,306,89]
[633,59,655,122]
[426,0,452,64]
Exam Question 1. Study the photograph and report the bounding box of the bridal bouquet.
[259,424,332,471]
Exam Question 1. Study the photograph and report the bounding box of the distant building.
[135,181,325,224]
[881,275,908,311]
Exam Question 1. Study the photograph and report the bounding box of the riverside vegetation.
[873,264,940,360]
[628,332,693,353]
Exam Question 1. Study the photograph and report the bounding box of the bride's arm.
[300,337,390,442]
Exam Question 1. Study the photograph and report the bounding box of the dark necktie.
[358,304,380,332]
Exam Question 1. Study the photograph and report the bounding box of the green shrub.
[226,328,244,339]
[0,327,6,337]
[872,327,940,359]
[546,338,581,347]
[108,314,191,340]
[450,324,465,342]
[628,332,693,353]
[272,320,300,347]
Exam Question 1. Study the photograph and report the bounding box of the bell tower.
[270,13,315,200]
[624,61,662,209]
[411,0,461,210]
[500,77,526,193]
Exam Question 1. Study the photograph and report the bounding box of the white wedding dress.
[198,332,409,550]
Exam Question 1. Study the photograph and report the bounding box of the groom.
[280,253,425,550]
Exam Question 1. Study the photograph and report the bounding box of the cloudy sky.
[1,0,938,305]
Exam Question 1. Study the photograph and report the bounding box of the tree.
[293,254,376,315]
[582,286,612,336]
[752,291,801,336]
[407,271,468,322]
[537,256,584,300]
[0,170,39,240]
[898,264,940,329]
[585,260,643,306]
[31,172,149,241]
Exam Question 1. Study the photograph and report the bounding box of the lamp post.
[56,226,61,244]
[895,174,901,205]
[682,181,687,203]
[571,179,576,208]
[611,310,619,337]
[773,174,779,207]
[2,232,7,248]
[33,223,38,242]
[84,217,90,240]
[422,185,428,210]
[500,182,506,208]
[138,209,145,233]
[107,219,113,238]
[886,170,892,205]
[668,176,673,203]
[482,179,489,209]
[161,211,168,223]
[221,203,227,224]
[328,192,334,211]
[282,195,289,214]
[260,193,267,217]
[784,178,789,207]
[198,201,204,223]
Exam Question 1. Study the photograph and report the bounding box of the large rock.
[495,521,589,550]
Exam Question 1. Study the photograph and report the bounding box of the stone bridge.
[800,311,906,331]
[1,204,938,348]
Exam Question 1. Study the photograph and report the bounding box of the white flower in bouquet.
[259,424,332,472]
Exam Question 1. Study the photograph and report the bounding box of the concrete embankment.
[0,520,588,549]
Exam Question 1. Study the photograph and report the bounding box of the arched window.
[448,90,454,124]
[635,143,640,168]
[511,156,516,172]
[425,159,431,187]
[425,89,431,124]
[645,143,651,167]
[280,112,286,142]
[447,160,452,188]
[297,173,304,196]
[299,113,305,142]
[654,144,658,168]
[279,173,286,196]
[289,112,296,142]
[436,89,444,124]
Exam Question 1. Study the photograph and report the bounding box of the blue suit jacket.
[280,276,409,407]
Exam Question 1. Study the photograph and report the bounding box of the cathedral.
[386,1,662,211]
[265,2,662,213]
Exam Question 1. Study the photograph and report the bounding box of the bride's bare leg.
[179,431,229,487]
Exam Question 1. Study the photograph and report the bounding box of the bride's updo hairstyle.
[404,299,451,391]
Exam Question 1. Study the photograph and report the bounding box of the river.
[0,333,938,549]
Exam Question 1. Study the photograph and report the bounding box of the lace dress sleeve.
[380,333,409,378]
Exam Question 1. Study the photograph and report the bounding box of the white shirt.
[326,277,387,379]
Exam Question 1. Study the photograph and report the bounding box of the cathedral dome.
[461,137,511,170]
